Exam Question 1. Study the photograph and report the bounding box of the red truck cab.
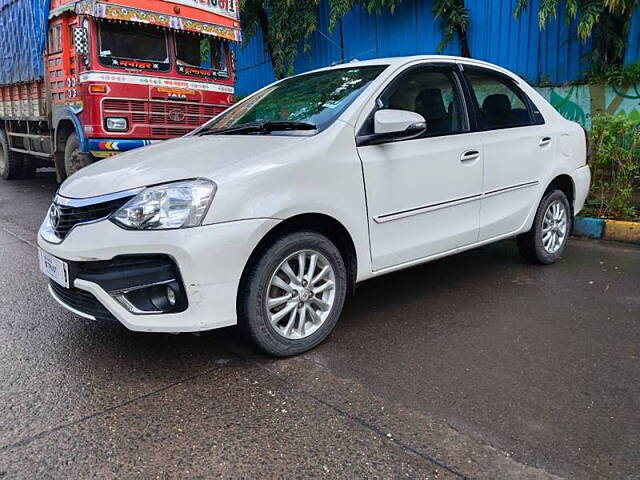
[0,0,240,180]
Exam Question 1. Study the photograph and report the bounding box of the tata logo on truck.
[164,0,238,19]
[168,109,186,122]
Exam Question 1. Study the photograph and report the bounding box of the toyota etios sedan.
[38,56,590,356]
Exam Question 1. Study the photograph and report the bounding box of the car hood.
[58,135,308,199]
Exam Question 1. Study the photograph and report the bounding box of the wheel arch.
[239,213,359,298]
[53,107,87,154]
[544,174,575,214]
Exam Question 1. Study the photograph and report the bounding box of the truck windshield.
[175,33,229,78]
[98,21,169,71]
[198,65,387,135]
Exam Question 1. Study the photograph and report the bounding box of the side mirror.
[356,109,426,147]
[72,27,89,56]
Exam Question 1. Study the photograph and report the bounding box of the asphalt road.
[1,172,639,479]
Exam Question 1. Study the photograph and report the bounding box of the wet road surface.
[1,172,639,479]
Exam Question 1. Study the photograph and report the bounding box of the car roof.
[307,55,517,78]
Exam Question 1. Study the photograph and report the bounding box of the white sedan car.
[38,56,590,356]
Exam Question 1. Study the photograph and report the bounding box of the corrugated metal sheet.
[626,6,640,65]
[0,0,51,85]
[234,0,640,95]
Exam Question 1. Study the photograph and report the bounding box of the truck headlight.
[105,117,128,132]
[111,179,216,230]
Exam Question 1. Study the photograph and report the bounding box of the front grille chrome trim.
[42,188,142,242]
[55,187,144,207]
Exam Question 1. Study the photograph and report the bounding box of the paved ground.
[0,172,639,479]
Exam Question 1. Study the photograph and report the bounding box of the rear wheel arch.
[544,174,575,214]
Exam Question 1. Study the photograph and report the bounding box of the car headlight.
[111,179,217,230]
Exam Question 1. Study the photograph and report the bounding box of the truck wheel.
[0,129,26,180]
[64,133,93,177]
[238,231,348,357]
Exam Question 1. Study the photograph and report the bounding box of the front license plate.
[38,249,69,288]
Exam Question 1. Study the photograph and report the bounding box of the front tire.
[64,133,93,178]
[238,231,348,357]
[517,189,572,264]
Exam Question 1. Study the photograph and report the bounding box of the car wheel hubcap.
[266,249,336,340]
[542,200,568,254]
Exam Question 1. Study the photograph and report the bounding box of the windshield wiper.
[198,121,317,136]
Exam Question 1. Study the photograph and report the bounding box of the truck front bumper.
[87,138,160,157]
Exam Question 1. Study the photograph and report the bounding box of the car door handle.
[539,136,552,147]
[460,150,480,162]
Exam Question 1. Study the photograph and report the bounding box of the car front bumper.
[38,217,280,332]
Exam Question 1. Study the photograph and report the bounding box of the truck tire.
[0,129,26,180]
[64,133,93,178]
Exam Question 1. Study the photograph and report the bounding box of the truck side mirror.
[72,27,89,56]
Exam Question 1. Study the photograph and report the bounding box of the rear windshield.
[200,65,388,134]
[98,21,169,71]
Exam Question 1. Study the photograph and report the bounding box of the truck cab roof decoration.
[74,0,242,42]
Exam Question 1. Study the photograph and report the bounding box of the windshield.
[175,33,229,78]
[98,21,170,72]
[199,65,387,134]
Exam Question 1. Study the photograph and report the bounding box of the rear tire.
[238,231,348,357]
[517,189,572,265]
[0,129,26,180]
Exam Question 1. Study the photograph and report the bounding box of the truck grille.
[102,98,223,139]
[50,281,117,322]
[52,196,132,240]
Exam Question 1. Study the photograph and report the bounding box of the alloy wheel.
[542,200,568,254]
[265,249,336,340]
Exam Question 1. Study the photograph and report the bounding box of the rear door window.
[464,68,537,130]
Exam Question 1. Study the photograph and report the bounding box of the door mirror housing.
[357,109,426,147]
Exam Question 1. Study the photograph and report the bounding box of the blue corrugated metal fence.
[234,0,640,96]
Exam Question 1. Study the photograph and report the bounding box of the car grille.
[52,196,132,240]
[50,281,117,322]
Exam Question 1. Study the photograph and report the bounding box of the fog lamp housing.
[112,280,186,315]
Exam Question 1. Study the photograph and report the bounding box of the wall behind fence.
[234,0,640,96]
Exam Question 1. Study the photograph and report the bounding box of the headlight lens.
[112,179,216,230]
[105,117,128,132]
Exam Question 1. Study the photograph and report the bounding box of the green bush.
[583,114,640,221]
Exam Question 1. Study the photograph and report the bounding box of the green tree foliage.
[239,0,321,79]
[584,114,639,220]
[432,0,470,57]
[514,0,640,73]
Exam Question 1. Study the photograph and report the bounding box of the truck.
[0,0,240,181]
